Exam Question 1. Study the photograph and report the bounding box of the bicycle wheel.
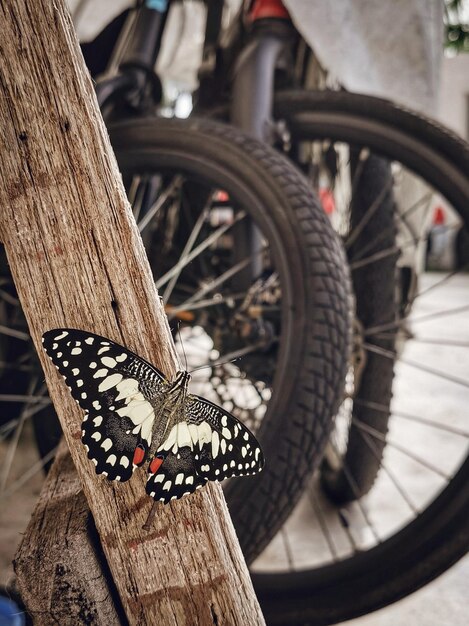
[0,117,350,569]
[108,116,350,562]
[247,90,469,624]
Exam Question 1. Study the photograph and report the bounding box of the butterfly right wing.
[42,328,168,481]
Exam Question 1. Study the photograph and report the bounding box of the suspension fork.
[230,1,296,289]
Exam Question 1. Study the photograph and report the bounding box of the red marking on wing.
[133,445,146,466]
[149,456,164,474]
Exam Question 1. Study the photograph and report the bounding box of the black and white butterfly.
[42,329,264,504]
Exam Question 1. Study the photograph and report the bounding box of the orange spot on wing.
[133,445,146,466]
[149,456,164,474]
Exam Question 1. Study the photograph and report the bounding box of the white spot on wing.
[91,432,101,442]
[198,422,212,447]
[101,438,112,452]
[101,356,117,368]
[116,353,128,362]
[93,415,103,427]
[120,456,130,468]
[54,331,68,340]
[175,473,184,485]
[160,424,178,451]
[93,368,108,379]
[212,431,220,459]
[107,454,117,466]
[222,427,231,440]
[85,337,94,345]
[98,373,123,392]
[71,347,82,355]
[163,480,172,491]
[177,422,192,449]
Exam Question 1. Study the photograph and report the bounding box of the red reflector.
[250,0,290,20]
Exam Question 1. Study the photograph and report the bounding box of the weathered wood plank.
[14,442,124,625]
[0,1,265,623]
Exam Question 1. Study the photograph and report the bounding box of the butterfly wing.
[145,394,264,502]
[42,328,168,481]
[186,395,264,481]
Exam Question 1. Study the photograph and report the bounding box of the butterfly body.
[42,329,264,504]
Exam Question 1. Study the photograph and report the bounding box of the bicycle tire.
[321,152,398,504]
[106,117,351,563]
[245,90,469,624]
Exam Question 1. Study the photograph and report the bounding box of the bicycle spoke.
[280,527,295,571]
[363,342,469,391]
[0,394,50,404]
[356,428,418,514]
[411,337,469,348]
[1,446,58,500]
[349,245,400,271]
[162,194,212,303]
[364,303,469,337]
[395,192,434,244]
[352,418,450,479]
[0,378,39,493]
[155,211,247,290]
[137,175,182,234]
[354,398,469,438]
[169,247,270,319]
[0,288,19,306]
[329,440,381,543]
[308,491,340,562]
[410,268,464,303]
[0,361,37,372]
[345,176,394,250]
[0,325,29,341]
[168,293,246,317]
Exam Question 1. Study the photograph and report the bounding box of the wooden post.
[0,1,265,624]
[14,442,125,624]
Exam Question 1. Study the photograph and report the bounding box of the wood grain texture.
[0,1,265,624]
[14,442,124,625]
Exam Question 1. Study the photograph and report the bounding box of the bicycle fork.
[230,0,296,289]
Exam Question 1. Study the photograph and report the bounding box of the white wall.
[439,54,469,139]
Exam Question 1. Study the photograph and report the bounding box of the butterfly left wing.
[42,328,168,481]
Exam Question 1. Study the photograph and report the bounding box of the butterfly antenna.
[178,322,188,371]
[189,357,240,374]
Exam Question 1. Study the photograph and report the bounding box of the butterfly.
[42,329,264,504]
